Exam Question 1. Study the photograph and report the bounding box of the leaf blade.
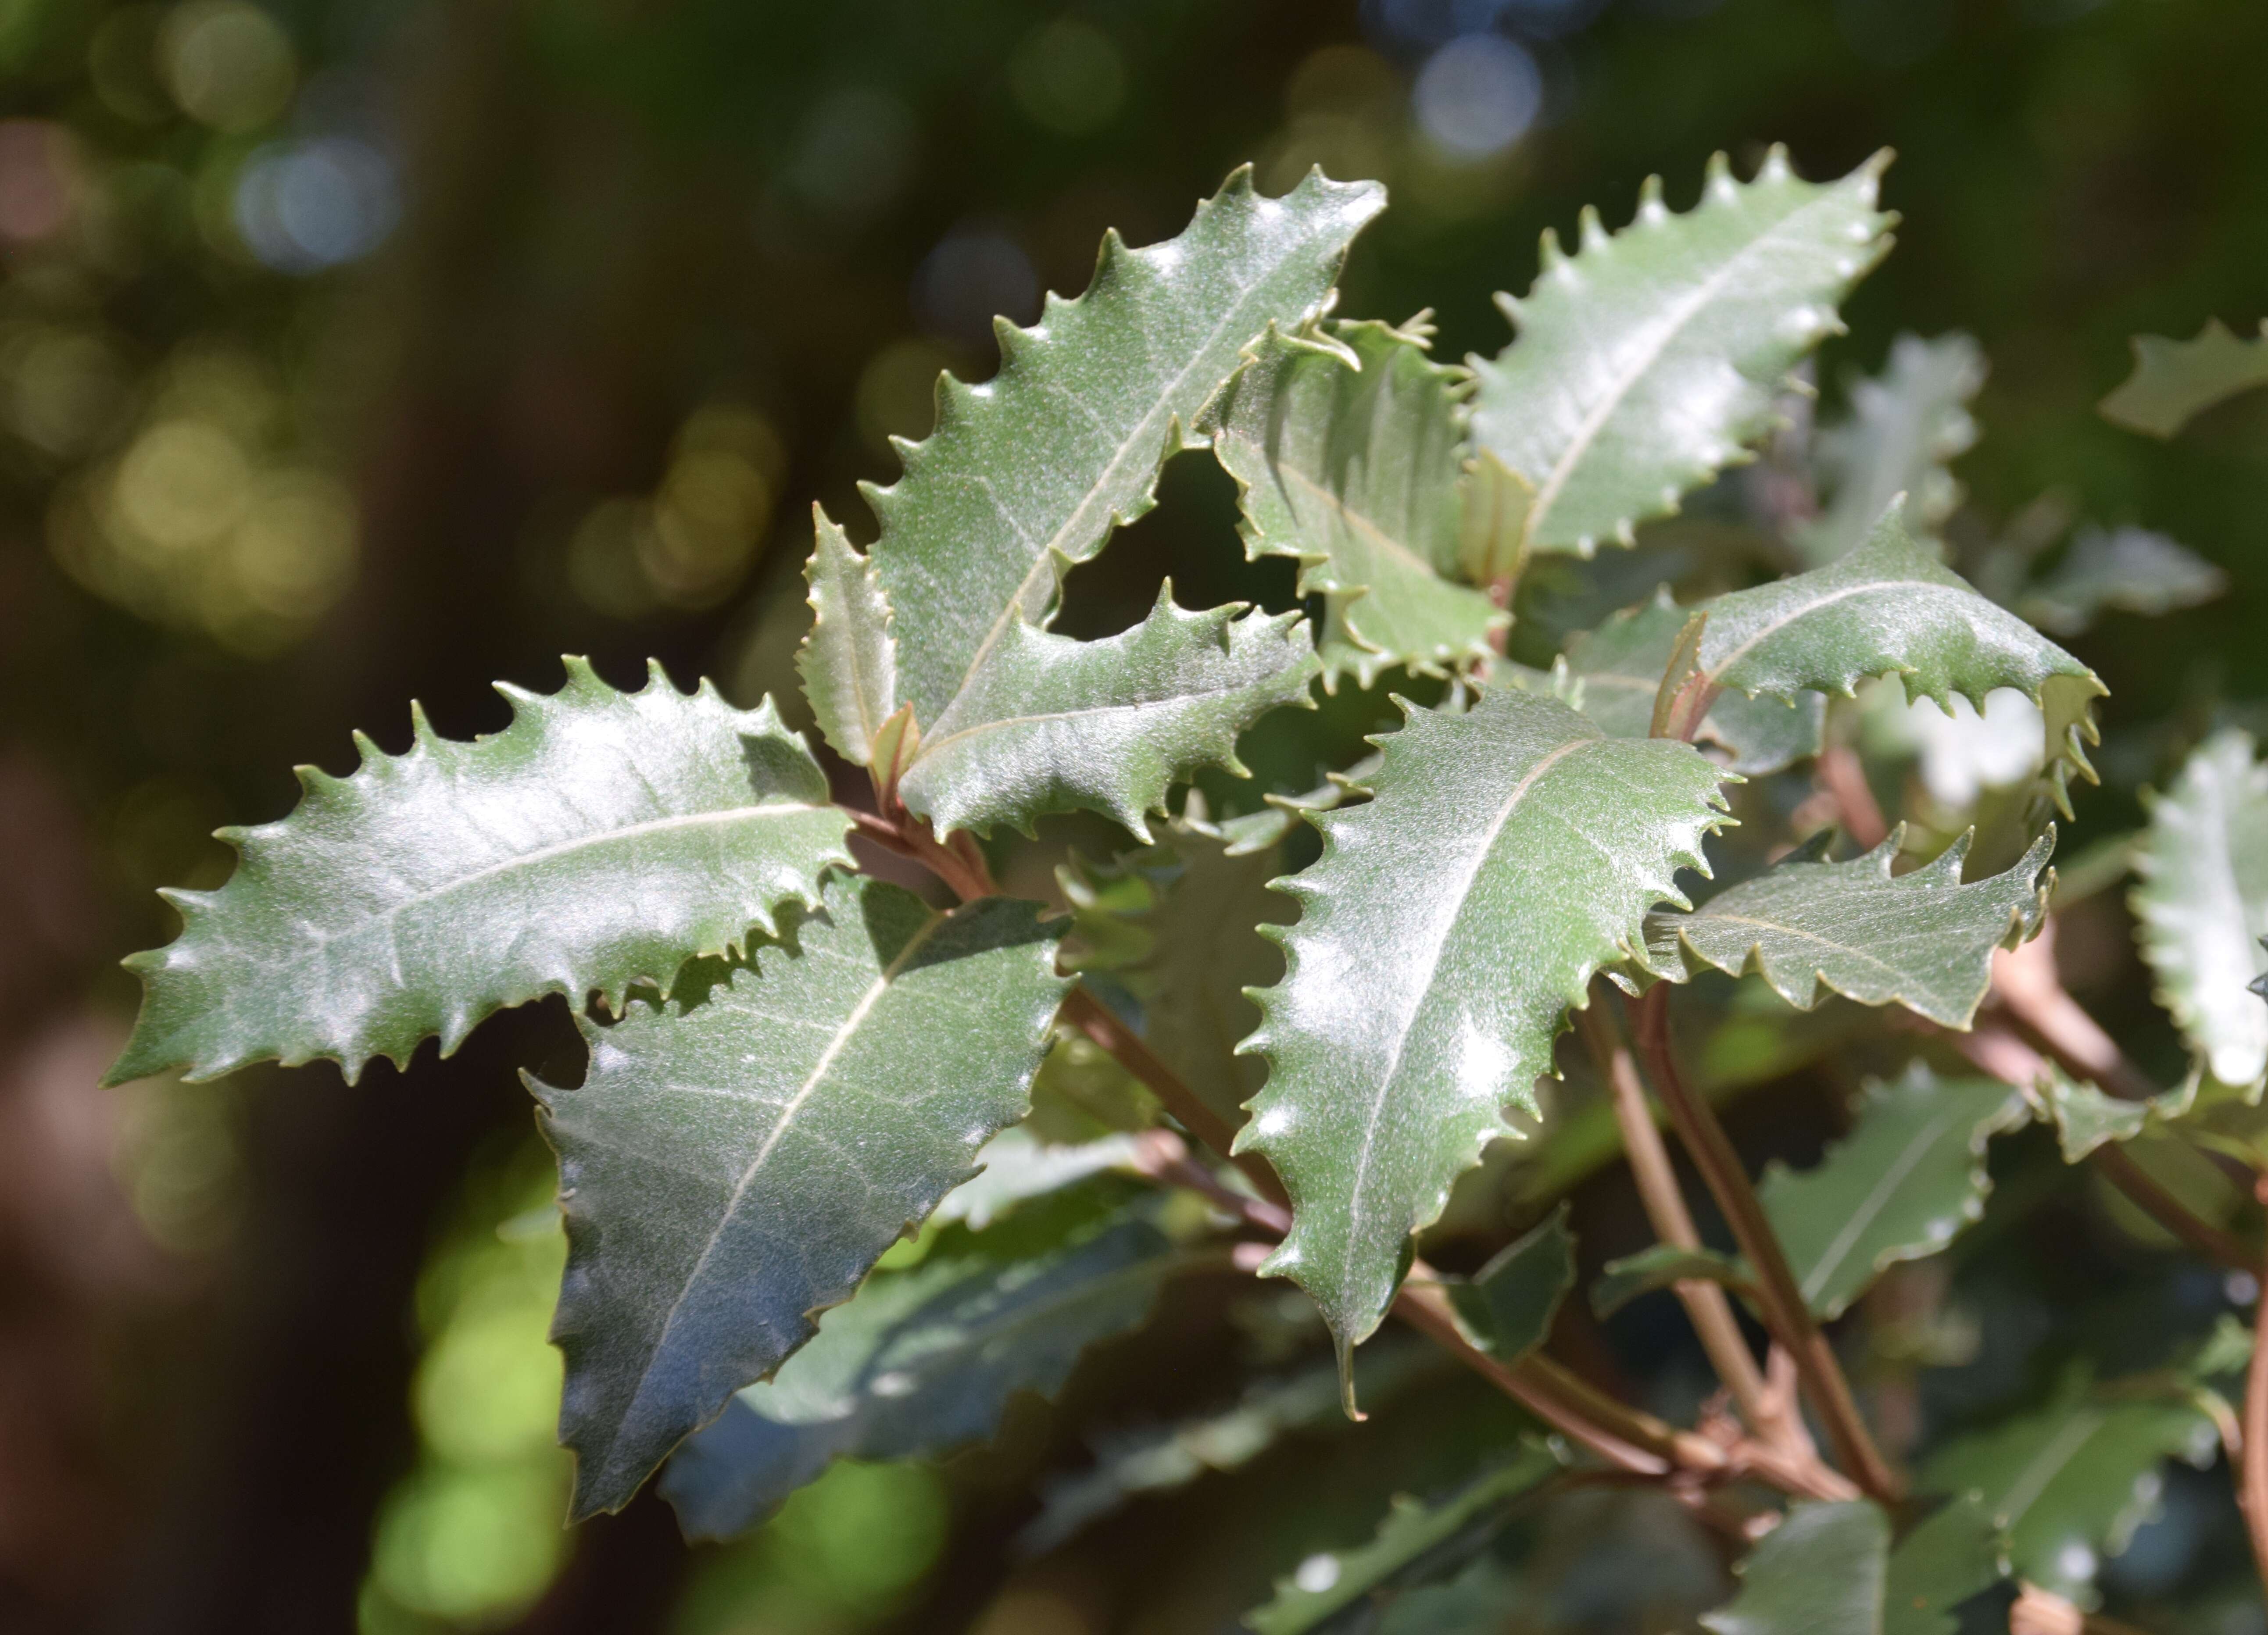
[2100,317,2268,438]
[796,506,900,766]
[1797,331,1985,566]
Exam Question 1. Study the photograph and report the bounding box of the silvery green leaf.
[2018,526,2228,637]
[931,1125,1158,1231]
[2039,1067,2199,1164]
[658,1217,1173,1541]
[1691,505,2104,812]
[109,663,852,1086]
[1442,1206,1574,1364]
[1207,318,1504,687]
[2100,317,2268,438]
[1757,1066,2030,1320]
[2132,729,2268,1085]
[795,506,900,767]
[535,874,1068,1518]
[1642,828,2055,1028]
[1796,332,1985,565]
[896,591,1318,839]
[1562,588,1824,774]
[1240,686,1731,1354]
[871,167,1381,732]
[1470,146,1893,557]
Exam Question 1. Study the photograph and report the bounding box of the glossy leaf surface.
[660,1217,1173,1540]
[2100,317,2268,437]
[1796,331,1984,565]
[1642,828,2054,1028]
[1470,147,1892,556]
[1240,686,1731,1352]
[2132,728,2268,1085]
[110,663,852,1085]
[536,875,1068,1517]
[796,507,899,767]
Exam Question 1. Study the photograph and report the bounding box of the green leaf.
[895,589,1318,839]
[1240,685,1731,1353]
[2039,1067,2199,1164]
[1922,1375,2217,1606]
[1883,1495,2008,1635]
[659,1217,1174,1541]
[1701,1501,1889,1635]
[1796,331,1985,565]
[796,506,900,768]
[1757,1066,2029,1320]
[1244,1446,1562,1635]
[1642,828,2055,1028]
[2132,728,2268,1086]
[1562,588,1824,774]
[1689,505,2105,811]
[1206,318,1505,687]
[931,1126,1159,1231]
[871,167,1382,732]
[1469,146,1892,557]
[2100,317,2268,438]
[1442,1205,1575,1363]
[1591,1244,1749,1319]
[109,663,854,1087]
[2018,526,2227,637]
[534,874,1069,1518]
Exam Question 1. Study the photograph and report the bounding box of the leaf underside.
[1643,827,2055,1029]
[1796,330,1985,566]
[2131,728,2268,1086]
[536,874,1068,1519]
[1469,146,1894,557]
[2100,317,2268,438]
[110,662,852,1086]
[659,1217,1172,1541]
[1239,685,1731,1352]
[1207,318,1503,687]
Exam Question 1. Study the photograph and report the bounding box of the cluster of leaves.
[107,149,2268,1628]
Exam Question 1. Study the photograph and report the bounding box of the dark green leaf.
[1442,1206,1574,1363]
[1884,1495,2007,1635]
[1591,1244,1749,1319]
[1702,1501,1889,1635]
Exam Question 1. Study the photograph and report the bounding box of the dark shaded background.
[3,0,2265,1630]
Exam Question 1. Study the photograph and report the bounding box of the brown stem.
[2245,1191,2268,1617]
[1572,998,1814,1460]
[1632,984,1904,1502]
[844,805,999,902]
[1815,743,1890,850]
[1991,926,2160,1103]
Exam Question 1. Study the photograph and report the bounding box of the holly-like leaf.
[796,507,900,768]
[931,1126,1160,1232]
[1207,319,1504,687]
[895,590,1317,839]
[534,874,1068,1519]
[108,664,853,1087]
[2100,317,2268,438]
[2132,728,2268,1086]
[1562,588,1824,774]
[1701,1498,2003,1635]
[871,167,1382,732]
[1591,1244,1749,1319]
[658,1217,1174,1541]
[1642,828,2055,1028]
[1756,1066,2030,1320]
[1469,146,1893,557]
[1239,686,1732,1355]
[2039,1067,2199,1164]
[1687,505,2105,811]
[1244,1446,1563,1635]
[1796,331,1985,566]
[2018,526,2227,637]
[1922,1375,2217,1606]
[1442,1206,1575,1363]
[1882,1496,2009,1635]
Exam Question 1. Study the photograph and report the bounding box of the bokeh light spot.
[1008,18,1127,136]
[161,0,297,133]
[1413,34,1541,160]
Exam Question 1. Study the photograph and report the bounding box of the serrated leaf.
[1796,332,1985,566]
[658,1216,1173,1541]
[1702,1501,1889,1635]
[796,507,899,767]
[1642,828,2055,1028]
[1239,686,1732,1352]
[1244,1446,1562,1635]
[1591,1244,1749,1319]
[871,167,1382,733]
[109,664,853,1087]
[1922,1375,2217,1606]
[1883,1495,2008,1635]
[1691,505,2105,811]
[1562,588,1825,774]
[1758,1066,2028,1320]
[931,1126,1158,1231]
[2018,526,2227,637]
[1469,146,1893,557]
[2039,1067,2199,1164]
[2132,728,2268,1085]
[533,874,1068,1518]
[1442,1205,1574,1363]
[896,590,1318,839]
[1207,319,1504,687]
[2100,317,2268,437]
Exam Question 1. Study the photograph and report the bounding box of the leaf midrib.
[915,650,1295,760]
[1798,1100,1969,1307]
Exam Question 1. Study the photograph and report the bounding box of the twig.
[1571,996,1820,1464]
[1814,743,1889,851]
[844,804,998,903]
[1632,984,1904,1502]
[1990,926,2161,1103]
